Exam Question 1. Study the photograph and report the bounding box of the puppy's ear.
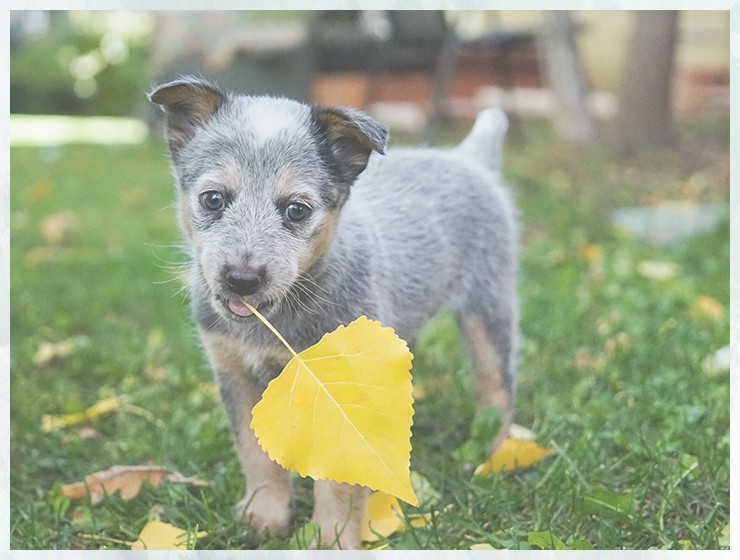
[312,105,388,184]
[149,77,225,157]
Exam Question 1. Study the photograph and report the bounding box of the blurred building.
[11,10,730,124]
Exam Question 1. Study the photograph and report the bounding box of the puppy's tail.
[455,108,509,171]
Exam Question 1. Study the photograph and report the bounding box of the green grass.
[9,115,729,550]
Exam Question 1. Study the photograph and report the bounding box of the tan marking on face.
[217,156,243,191]
[273,167,299,200]
[301,210,340,272]
[177,195,194,240]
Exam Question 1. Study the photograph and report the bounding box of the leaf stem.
[242,300,298,357]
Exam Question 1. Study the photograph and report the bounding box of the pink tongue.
[227,299,254,317]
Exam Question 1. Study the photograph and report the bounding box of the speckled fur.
[150,76,519,549]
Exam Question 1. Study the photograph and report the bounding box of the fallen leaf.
[33,336,86,366]
[579,242,603,263]
[61,465,208,505]
[130,520,207,550]
[691,295,724,320]
[637,260,680,280]
[361,492,404,542]
[474,438,556,476]
[470,543,496,550]
[717,524,730,548]
[25,178,55,203]
[42,396,123,432]
[40,210,77,245]
[42,394,161,432]
[361,491,431,542]
[250,314,418,506]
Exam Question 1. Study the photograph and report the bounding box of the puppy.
[149,76,518,549]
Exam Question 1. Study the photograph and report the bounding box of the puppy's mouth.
[216,295,273,320]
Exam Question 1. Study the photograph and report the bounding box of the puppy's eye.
[285,202,311,222]
[201,191,226,211]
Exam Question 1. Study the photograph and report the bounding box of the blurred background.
[9,10,730,143]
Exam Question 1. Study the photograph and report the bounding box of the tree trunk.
[539,11,597,144]
[613,11,679,148]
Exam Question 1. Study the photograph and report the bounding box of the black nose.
[224,267,267,297]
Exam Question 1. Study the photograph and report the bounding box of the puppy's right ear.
[149,77,224,157]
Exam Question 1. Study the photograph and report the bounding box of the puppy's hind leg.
[457,305,517,452]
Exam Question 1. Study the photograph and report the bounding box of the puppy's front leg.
[201,331,292,535]
[312,480,368,549]
[218,368,292,534]
[220,371,291,535]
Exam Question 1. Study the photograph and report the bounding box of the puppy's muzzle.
[224,265,268,297]
[218,264,271,318]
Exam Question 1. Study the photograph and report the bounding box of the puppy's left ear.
[312,106,388,184]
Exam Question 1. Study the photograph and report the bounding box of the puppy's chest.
[198,327,293,388]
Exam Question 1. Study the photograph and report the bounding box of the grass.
[9,113,730,550]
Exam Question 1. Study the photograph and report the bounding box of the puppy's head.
[150,76,387,321]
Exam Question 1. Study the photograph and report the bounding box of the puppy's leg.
[201,331,292,535]
[311,481,368,549]
[457,309,517,451]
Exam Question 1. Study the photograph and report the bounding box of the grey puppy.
[149,76,518,549]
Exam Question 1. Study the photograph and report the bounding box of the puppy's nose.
[224,267,267,297]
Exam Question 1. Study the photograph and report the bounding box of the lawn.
[8,114,730,550]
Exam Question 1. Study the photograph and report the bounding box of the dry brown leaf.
[61,465,209,505]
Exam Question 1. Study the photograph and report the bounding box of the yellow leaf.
[361,491,431,542]
[25,177,55,203]
[250,315,418,506]
[61,465,208,505]
[470,543,496,550]
[130,520,207,550]
[691,295,724,320]
[42,396,123,433]
[579,242,603,263]
[474,438,556,476]
[361,492,404,542]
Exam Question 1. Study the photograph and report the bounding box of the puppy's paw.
[233,492,290,536]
